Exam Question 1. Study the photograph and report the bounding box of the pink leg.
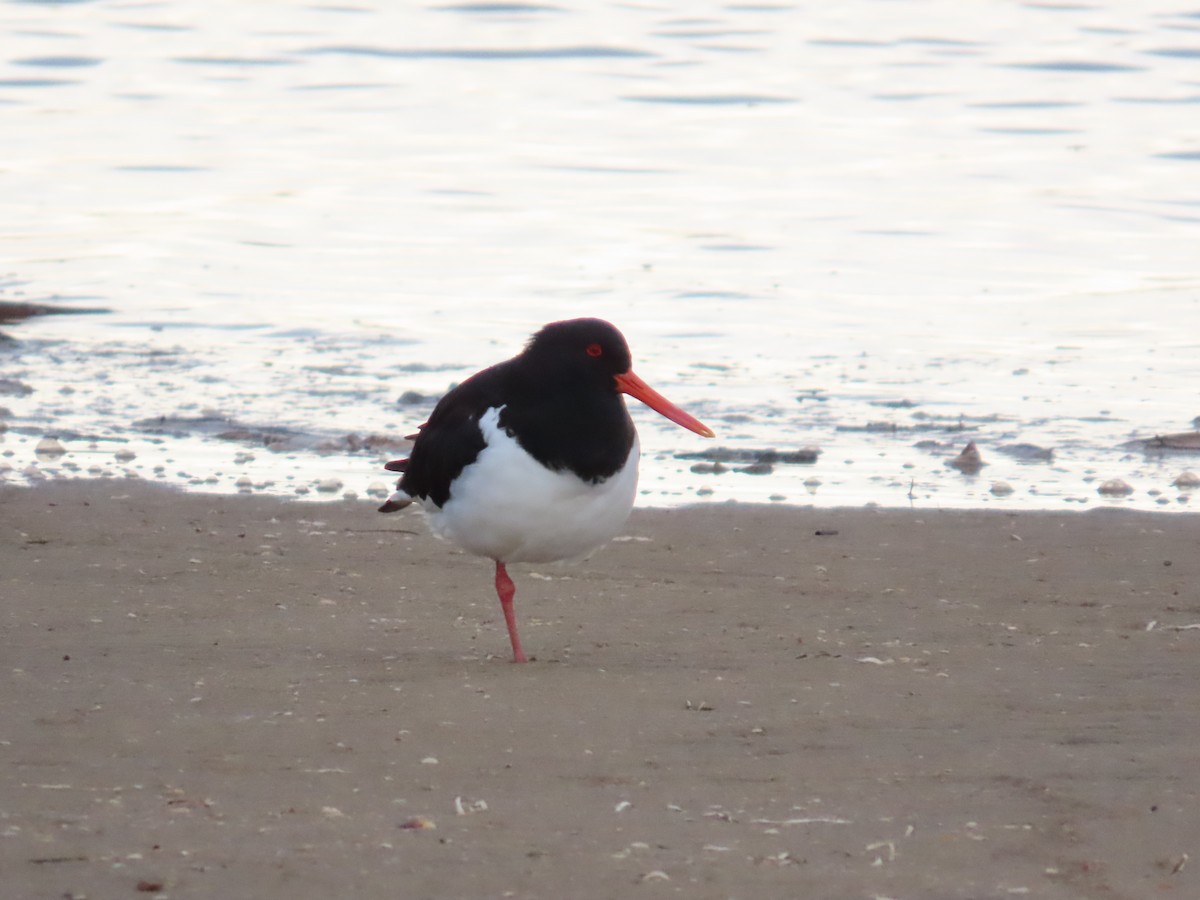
[494,561,527,663]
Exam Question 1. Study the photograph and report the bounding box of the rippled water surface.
[3,1,1199,510]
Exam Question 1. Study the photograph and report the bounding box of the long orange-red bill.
[615,370,715,438]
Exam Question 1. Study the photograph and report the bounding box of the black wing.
[394,362,512,508]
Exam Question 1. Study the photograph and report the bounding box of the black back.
[397,319,637,508]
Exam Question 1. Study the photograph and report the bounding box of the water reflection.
[304,45,653,59]
[14,55,102,66]
[2,0,1198,510]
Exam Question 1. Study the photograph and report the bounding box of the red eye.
[586,343,603,358]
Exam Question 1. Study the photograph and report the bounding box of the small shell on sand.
[455,796,488,816]
[399,816,436,830]
[1097,478,1134,496]
[946,441,984,474]
[1173,471,1200,489]
[316,478,343,493]
[36,437,66,457]
[114,448,137,462]
[990,481,1014,496]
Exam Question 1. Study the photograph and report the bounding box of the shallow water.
[2,1,1199,510]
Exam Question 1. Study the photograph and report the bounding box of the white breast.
[425,406,640,564]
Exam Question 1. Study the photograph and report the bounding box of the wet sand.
[2,480,1198,899]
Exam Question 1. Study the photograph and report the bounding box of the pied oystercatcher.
[379,318,714,662]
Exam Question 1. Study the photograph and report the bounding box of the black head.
[500,318,636,482]
[520,318,633,386]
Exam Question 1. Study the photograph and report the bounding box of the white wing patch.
[425,406,639,563]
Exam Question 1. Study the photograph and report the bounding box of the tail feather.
[378,490,413,514]
[380,456,412,512]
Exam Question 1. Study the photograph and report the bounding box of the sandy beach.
[2,480,1198,899]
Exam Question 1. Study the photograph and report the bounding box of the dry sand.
[2,480,1198,899]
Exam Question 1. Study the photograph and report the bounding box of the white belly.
[426,407,639,564]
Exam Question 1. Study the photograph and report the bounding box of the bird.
[379,317,714,662]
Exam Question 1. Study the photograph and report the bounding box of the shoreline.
[2,480,1198,898]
